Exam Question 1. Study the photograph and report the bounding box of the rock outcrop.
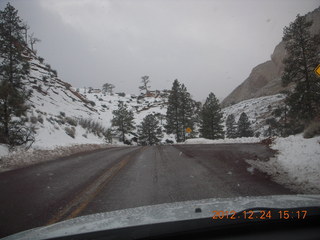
[221,7,320,107]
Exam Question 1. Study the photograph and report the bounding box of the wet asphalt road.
[0,144,294,237]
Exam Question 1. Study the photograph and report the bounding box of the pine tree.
[111,102,135,142]
[0,3,32,147]
[179,84,195,141]
[138,114,163,145]
[226,114,237,138]
[265,117,279,137]
[267,100,292,137]
[139,76,150,94]
[165,79,195,142]
[237,112,253,137]
[166,79,182,141]
[282,14,320,124]
[199,92,224,139]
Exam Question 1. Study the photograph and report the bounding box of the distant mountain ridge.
[221,7,320,107]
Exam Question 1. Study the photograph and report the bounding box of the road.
[0,144,294,237]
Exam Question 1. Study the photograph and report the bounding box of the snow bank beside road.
[0,144,114,172]
[247,135,320,193]
[183,137,262,144]
[0,144,9,158]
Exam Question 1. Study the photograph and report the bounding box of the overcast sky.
[1,0,319,101]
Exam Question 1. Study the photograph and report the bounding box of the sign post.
[186,128,192,138]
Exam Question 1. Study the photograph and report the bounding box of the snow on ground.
[246,134,320,194]
[0,144,9,158]
[33,123,106,149]
[222,94,285,136]
[20,52,171,149]
[182,137,262,144]
[1,52,174,171]
[79,89,174,143]
[0,144,121,172]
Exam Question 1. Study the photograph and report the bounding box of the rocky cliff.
[221,7,320,107]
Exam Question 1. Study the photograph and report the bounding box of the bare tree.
[139,76,150,94]
[22,23,30,45]
[102,83,115,95]
[29,33,41,51]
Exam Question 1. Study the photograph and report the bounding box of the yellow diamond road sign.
[315,64,320,77]
[186,128,192,133]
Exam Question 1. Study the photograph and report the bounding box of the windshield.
[0,0,319,239]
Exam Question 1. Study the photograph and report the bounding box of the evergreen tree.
[190,100,202,138]
[166,79,182,141]
[265,117,279,137]
[267,101,292,137]
[165,79,195,142]
[199,92,224,139]
[0,3,32,147]
[237,112,253,137]
[282,14,320,124]
[179,84,195,141]
[226,114,237,138]
[111,102,135,142]
[139,76,150,94]
[138,114,163,145]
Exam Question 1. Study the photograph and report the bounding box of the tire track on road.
[47,147,147,225]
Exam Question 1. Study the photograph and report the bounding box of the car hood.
[4,194,320,240]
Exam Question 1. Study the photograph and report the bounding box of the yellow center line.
[46,147,146,225]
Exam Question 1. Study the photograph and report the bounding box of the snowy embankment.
[0,144,9,159]
[222,94,286,135]
[246,135,320,194]
[0,144,123,172]
[183,137,262,144]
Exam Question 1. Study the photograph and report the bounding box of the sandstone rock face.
[221,7,320,107]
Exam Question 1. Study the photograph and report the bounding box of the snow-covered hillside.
[25,54,107,148]
[77,89,176,143]
[9,49,177,150]
[222,94,286,136]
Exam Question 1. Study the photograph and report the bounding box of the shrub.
[89,101,96,107]
[65,117,78,126]
[303,121,320,138]
[165,139,174,144]
[117,92,125,97]
[45,63,51,70]
[78,118,111,142]
[104,129,113,143]
[55,118,65,125]
[30,116,38,124]
[46,117,55,124]
[37,115,44,124]
[38,57,44,63]
[52,69,58,76]
[65,127,76,138]
[60,112,66,117]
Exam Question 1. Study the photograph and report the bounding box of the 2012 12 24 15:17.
[212,210,308,220]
